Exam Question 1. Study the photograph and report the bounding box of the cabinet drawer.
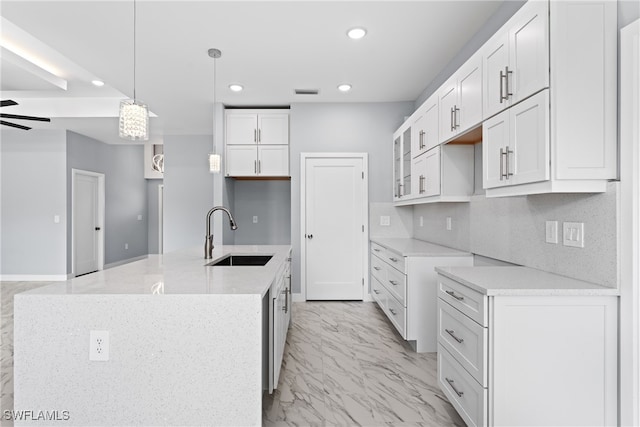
[371,242,386,256]
[383,249,406,274]
[438,274,487,326]
[438,345,487,427]
[438,299,487,386]
[371,277,387,310]
[385,265,407,306]
[386,294,406,338]
[371,255,386,282]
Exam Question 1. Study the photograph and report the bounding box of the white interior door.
[74,172,101,276]
[303,155,366,300]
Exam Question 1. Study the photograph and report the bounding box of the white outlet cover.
[446,217,452,231]
[563,222,584,248]
[380,216,390,226]
[419,216,424,227]
[545,221,558,244]
[53,215,60,224]
[89,330,109,361]
[137,214,143,221]
[253,216,258,223]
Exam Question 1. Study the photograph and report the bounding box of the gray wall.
[147,180,163,254]
[414,0,527,109]
[231,180,291,245]
[289,102,415,294]
[163,135,213,253]
[0,130,67,276]
[66,131,148,270]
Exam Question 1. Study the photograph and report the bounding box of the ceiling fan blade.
[0,113,51,122]
[1,100,18,107]
[0,120,32,130]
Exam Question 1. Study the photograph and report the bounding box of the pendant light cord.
[213,52,216,153]
[133,0,137,101]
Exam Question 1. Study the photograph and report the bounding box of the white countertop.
[20,245,291,297]
[371,238,471,257]
[435,266,619,296]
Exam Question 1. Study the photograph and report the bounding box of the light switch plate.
[253,216,258,224]
[446,217,452,231]
[419,216,424,227]
[545,221,558,244]
[563,222,584,248]
[380,216,390,226]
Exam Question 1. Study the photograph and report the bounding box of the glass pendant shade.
[119,99,149,141]
[209,153,221,173]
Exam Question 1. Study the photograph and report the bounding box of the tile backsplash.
[370,202,413,238]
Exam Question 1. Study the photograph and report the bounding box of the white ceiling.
[0,1,503,145]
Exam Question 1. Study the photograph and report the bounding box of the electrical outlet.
[419,216,424,227]
[563,222,584,248]
[89,330,109,361]
[380,216,390,226]
[125,243,129,250]
[253,216,258,224]
[545,221,558,244]
[137,214,143,221]
[53,215,60,224]
[446,217,452,231]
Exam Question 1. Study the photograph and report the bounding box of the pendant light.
[119,0,149,141]
[208,48,221,173]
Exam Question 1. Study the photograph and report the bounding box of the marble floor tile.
[264,301,465,427]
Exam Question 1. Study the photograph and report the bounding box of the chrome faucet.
[205,206,238,259]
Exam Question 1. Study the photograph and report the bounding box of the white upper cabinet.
[393,123,412,201]
[483,0,616,197]
[225,109,290,177]
[411,95,439,158]
[439,53,483,143]
[483,0,549,119]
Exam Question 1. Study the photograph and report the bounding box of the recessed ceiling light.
[347,27,367,40]
[338,84,352,92]
[91,80,105,87]
[229,84,243,92]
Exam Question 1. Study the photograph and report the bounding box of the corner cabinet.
[370,241,472,352]
[436,272,618,426]
[225,109,290,177]
[481,0,617,197]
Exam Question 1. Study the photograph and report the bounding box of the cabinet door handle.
[505,146,513,179]
[373,248,381,252]
[419,175,425,194]
[254,160,257,174]
[258,128,261,143]
[445,329,464,343]
[499,148,505,180]
[373,289,380,295]
[504,66,513,99]
[389,308,397,315]
[373,266,381,271]
[499,70,505,103]
[454,106,460,129]
[450,107,455,132]
[254,129,257,142]
[388,257,398,263]
[445,290,464,301]
[445,378,464,397]
[258,160,261,174]
[389,280,399,286]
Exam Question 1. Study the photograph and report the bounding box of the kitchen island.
[13,245,291,426]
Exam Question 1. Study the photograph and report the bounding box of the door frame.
[619,19,640,426]
[158,184,164,254]
[71,168,105,276]
[300,152,369,301]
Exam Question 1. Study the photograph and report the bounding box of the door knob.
[95,227,101,231]
[307,234,313,239]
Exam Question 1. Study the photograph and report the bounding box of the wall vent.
[294,89,319,95]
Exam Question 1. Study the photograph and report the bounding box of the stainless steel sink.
[206,254,273,267]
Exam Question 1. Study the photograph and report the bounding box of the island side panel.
[14,293,262,426]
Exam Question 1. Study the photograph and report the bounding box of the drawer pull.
[445,377,464,397]
[388,257,398,262]
[389,280,399,286]
[445,290,464,301]
[445,329,464,344]
[373,248,381,252]
[373,267,381,271]
[373,289,380,295]
[389,308,397,315]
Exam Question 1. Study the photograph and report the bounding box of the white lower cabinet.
[370,241,472,352]
[437,273,618,426]
[268,251,291,393]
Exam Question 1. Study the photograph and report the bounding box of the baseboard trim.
[104,255,148,270]
[0,274,69,282]
[363,293,374,302]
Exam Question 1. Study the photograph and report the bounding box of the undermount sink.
[207,254,273,267]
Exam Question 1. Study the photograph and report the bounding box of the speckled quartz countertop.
[371,238,471,257]
[435,266,619,296]
[20,245,291,297]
